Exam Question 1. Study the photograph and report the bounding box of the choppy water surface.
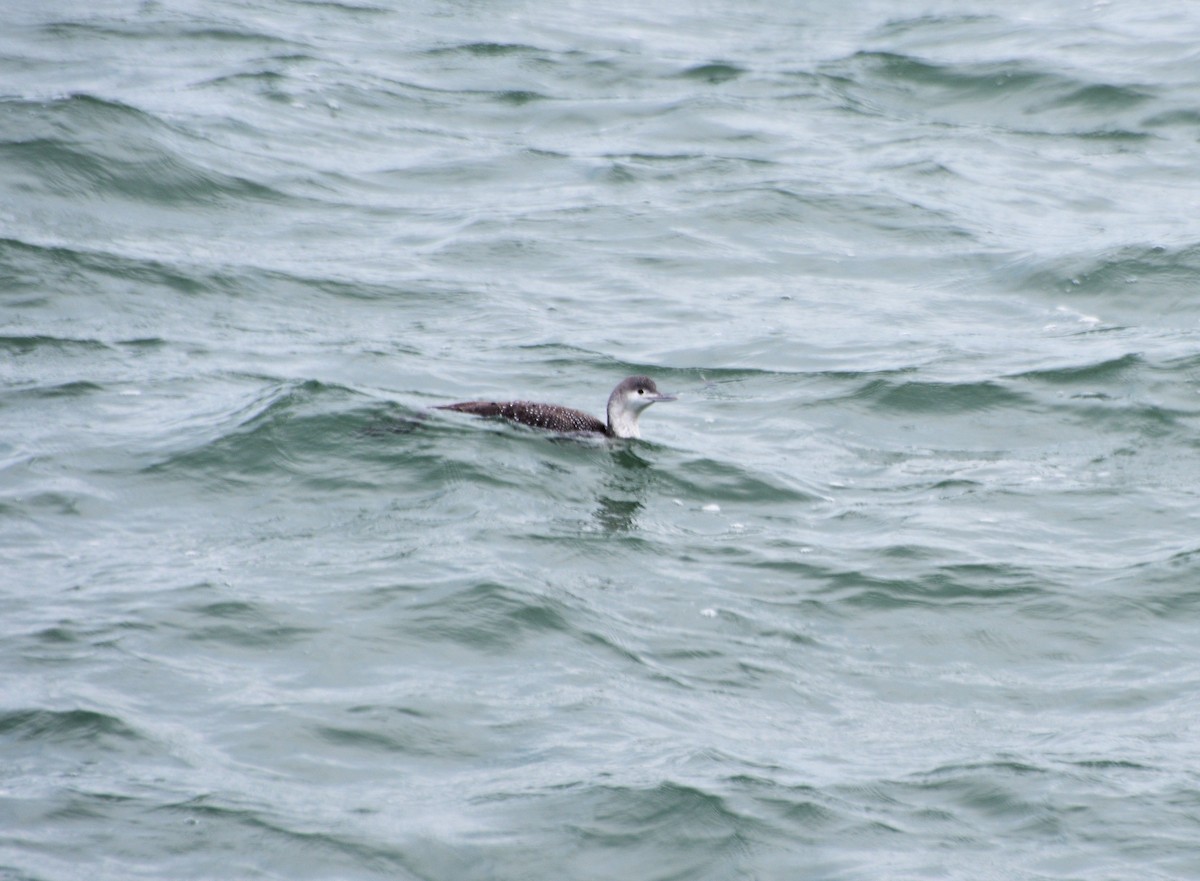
[4,1,1200,878]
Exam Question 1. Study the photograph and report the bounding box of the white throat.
[607,404,642,439]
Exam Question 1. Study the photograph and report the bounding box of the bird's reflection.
[592,444,655,533]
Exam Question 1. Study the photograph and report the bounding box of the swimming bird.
[437,375,675,439]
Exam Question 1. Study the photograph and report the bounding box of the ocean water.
[3,1,1200,878]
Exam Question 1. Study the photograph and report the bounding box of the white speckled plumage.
[437,375,675,439]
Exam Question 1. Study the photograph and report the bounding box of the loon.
[437,375,675,439]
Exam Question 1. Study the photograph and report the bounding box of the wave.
[819,49,1158,138]
[1006,242,1200,300]
[0,707,145,748]
[0,94,289,207]
[849,377,1032,414]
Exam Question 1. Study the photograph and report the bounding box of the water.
[3,1,1200,878]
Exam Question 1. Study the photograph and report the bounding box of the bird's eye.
[637,389,644,395]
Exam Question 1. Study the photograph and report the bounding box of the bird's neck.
[607,404,641,439]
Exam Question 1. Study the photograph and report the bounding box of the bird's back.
[437,400,607,435]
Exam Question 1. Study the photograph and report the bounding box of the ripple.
[851,378,1032,414]
[0,334,111,357]
[401,580,573,652]
[1011,352,1142,384]
[821,50,1159,137]
[676,63,744,84]
[0,708,144,746]
[1015,243,1200,301]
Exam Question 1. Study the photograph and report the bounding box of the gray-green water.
[4,1,1200,879]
